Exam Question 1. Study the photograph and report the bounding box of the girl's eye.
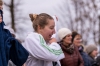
[50,27,54,29]
[50,28,54,29]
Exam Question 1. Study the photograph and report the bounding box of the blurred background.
[3,0,100,51]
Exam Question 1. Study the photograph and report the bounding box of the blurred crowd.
[0,0,100,66]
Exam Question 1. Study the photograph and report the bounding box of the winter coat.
[78,46,91,66]
[60,44,84,66]
[0,10,29,66]
[88,56,99,66]
[23,32,65,66]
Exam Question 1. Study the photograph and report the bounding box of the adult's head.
[85,44,98,58]
[29,13,55,42]
[72,31,82,47]
[57,28,72,46]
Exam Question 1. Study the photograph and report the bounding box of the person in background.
[72,31,91,66]
[57,28,84,66]
[23,13,64,66]
[0,0,29,66]
[85,44,99,66]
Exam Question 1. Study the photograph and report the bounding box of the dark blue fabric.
[80,51,91,66]
[96,56,100,66]
[88,55,99,66]
[0,10,29,66]
[0,9,3,19]
[79,46,91,66]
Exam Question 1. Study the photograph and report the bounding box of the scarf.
[78,45,84,52]
[61,43,74,54]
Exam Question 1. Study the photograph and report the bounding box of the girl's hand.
[49,38,57,44]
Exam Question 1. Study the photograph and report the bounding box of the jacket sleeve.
[23,34,64,61]
[6,37,29,66]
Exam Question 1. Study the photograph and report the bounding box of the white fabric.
[51,16,57,38]
[22,32,64,66]
[57,28,72,41]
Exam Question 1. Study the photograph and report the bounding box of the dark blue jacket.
[79,46,91,66]
[88,55,99,66]
[0,10,29,66]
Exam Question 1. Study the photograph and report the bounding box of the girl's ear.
[37,25,43,30]
[37,25,43,33]
[37,25,43,32]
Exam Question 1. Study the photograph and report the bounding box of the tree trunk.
[10,0,16,32]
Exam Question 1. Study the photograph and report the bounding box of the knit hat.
[85,44,97,55]
[57,28,72,41]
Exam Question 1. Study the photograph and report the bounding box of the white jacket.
[23,32,64,66]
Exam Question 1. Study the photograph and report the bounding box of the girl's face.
[63,34,72,46]
[91,49,98,58]
[39,19,55,42]
[73,35,82,47]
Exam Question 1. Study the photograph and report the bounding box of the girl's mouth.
[49,35,52,38]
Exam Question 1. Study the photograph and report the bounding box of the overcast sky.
[3,0,69,26]
[2,0,97,44]
[3,0,70,40]
[22,0,65,15]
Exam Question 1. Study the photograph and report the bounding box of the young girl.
[23,13,64,66]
